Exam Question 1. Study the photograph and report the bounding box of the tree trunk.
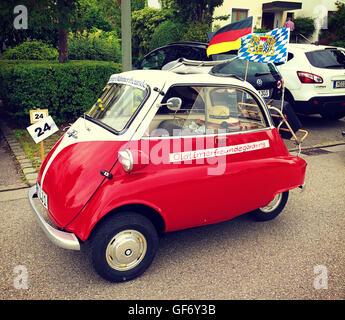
[58,29,68,63]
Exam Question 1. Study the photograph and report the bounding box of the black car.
[136,42,283,100]
[210,56,283,101]
[135,42,209,70]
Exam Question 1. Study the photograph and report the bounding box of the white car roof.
[108,69,257,92]
[288,43,341,52]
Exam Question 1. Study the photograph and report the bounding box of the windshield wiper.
[255,72,270,76]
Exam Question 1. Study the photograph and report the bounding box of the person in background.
[283,17,295,31]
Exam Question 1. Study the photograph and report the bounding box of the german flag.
[207,17,253,56]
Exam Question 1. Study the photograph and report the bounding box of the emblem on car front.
[256,78,263,86]
[67,129,78,139]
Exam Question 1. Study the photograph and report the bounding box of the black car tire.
[252,191,289,221]
[90,212,159,282]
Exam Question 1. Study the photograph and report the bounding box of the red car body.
[29,69,307,281]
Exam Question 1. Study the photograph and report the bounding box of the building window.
[231,9,248,23]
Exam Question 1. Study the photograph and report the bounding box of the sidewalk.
[0,120,38,190]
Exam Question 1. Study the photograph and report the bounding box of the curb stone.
[0,120,38,187]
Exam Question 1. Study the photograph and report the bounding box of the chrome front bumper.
[28,185,80,250]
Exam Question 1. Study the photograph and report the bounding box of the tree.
[326,1,345,46]
[132,7,173,59]
[93,0,145,37]
[166,0,224,26]
[78,1,115,32]
[150,20,186,50]
[1,0,79,62]
[39,0,80,63]
[0,0,58,51]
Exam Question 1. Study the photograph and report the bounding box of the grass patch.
[12,128,64,171]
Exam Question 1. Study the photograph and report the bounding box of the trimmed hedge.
[0,60,121,126]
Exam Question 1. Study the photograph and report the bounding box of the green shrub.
[0,60,121,126]
[150,20,186,50]
[132,7,173,60]
[68,29,121,62]
[330,40,345,48]
[2,40,58,60]
[254,26,270,33]
[293,17,315,40]
[328,2,345,41]
[181,21,211,43]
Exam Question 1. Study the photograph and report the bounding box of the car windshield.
[86,83,147,132]
[305,49,345,69]
[211,57,278,78]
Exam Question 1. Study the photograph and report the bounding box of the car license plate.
[334,80,345,88]
[37,183,48,209]
[258,89,270,98]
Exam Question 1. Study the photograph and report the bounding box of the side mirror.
[157,97,182,111]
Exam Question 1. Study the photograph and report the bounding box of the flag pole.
[244,60,249,82]
[281,84,285,112]
[242,60,249,102]
[281,28,290,111]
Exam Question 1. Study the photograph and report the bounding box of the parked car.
[210,56,283,101]
[136,42,284,101]
[135,42,209,70]
[29,68,307,283]
[275,44,345,120]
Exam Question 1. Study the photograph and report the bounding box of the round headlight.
[118,150,133,172]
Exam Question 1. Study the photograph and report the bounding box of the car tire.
[320,111,345,121]
[252,191,289,221]
[90,212,159,282]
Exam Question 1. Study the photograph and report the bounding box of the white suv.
[276,44,345,120]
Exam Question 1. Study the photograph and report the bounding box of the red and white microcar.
[29,65,307,282]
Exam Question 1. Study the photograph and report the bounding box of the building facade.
[213,0,339,42]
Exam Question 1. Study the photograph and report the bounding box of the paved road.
[0,136,344,300]
[297,114,345,147]
[284,114,345,150]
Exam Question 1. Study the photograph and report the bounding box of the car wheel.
[90,212,159,282]
[320,111,345,121]
[252,191,289,221]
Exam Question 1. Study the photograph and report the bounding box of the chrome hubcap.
[260,193,282,213]
[106,230,147,271]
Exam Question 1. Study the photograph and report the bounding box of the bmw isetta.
[29,63,307,282]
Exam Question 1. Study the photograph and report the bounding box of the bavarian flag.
[207,17,253,56]
[237,28,290,63]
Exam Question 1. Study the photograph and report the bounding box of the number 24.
[34,123,51,137]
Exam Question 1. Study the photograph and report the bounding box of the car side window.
[140,49,167,69]
[287,52,294,61]
[144,85,268,137]
[164,46,203,62]
[208,88,268,132]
